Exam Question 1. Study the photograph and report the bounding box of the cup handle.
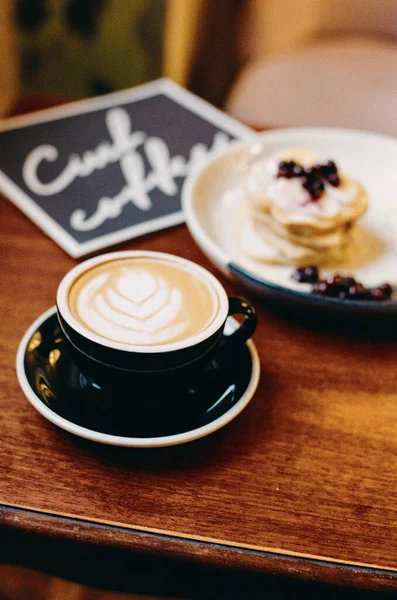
[221,297,257,352]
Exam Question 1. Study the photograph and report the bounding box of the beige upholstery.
[227,37,397,136]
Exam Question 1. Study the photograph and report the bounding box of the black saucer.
[18,309,259,446]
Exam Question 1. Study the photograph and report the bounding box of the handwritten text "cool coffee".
[22,108,231,231]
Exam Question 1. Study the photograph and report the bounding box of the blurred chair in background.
[1,0,247,117]
[1,0,223,115]
[226,0,397,135]
[2,0,397,136]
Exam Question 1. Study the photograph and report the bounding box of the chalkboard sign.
[0,79,252,257]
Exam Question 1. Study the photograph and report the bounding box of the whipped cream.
[245,148,362,221]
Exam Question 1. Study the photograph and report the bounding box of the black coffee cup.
[56,251,257,389]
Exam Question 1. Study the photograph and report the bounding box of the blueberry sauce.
[277,160,341,201]
[292,269,393,302]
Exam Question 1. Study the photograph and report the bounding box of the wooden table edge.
[1,504,396,591]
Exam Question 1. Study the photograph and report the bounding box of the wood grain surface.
[1,107,397,591]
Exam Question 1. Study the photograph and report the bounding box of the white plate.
[182,128,397,318]
[16,307,260,448]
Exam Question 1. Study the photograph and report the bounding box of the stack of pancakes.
[241,148,368,265]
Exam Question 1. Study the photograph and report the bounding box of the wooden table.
[1,99,397,597]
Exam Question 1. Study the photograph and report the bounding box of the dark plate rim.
[229,263,397,314]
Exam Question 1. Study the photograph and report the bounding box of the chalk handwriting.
[22,107,231,231]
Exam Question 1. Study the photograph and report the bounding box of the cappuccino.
[68,257,220,346]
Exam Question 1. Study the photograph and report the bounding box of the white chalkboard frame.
[0,79,252,257]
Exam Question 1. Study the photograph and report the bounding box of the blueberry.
[343,277,357,287]
[292,266,319,283]
[369,288,388,301]
[277,161,299,179]
[379,283,392,297]
[277,161,307,180]
[312,281,328,294]
[369,284,393,301]
[348,283,366,299]
[323,161,337,173]
[304,167,318,179]
[326,274,343,287]
[319,161,340,187]
[292,164,304,176]
[327,172,340,187]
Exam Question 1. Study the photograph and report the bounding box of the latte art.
[68,258,219,346]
